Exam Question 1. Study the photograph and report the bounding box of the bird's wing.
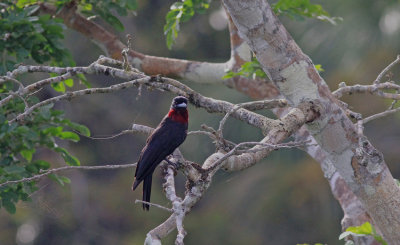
[134,118,187,183]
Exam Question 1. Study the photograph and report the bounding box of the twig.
[80,130,134,140]
[0,75,24,88]
[333,82,400,99]
[122,34,134,72]
[134,200,173,212]
[374,55,400,84]
[0,163,137,188]
[363,106,400,124]
[79,123,154,140]
[11,77,149,122]
[217,104,240,149]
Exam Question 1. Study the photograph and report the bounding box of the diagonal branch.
[223,0,400,243]
[144,106,310,244]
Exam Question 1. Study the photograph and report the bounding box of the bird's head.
[168,96,188,124]
[171,96,188,110]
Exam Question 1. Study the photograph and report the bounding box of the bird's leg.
[164,155,179,169]
[162,156,179,176]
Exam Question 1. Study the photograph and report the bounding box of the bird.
[132,96,188,210]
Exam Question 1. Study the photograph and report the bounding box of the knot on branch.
[150,74,163,83]
[355,137,384,171]
[297,100,322,123]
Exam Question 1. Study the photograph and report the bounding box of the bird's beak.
[175,102,187,108]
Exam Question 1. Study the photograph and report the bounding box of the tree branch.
[0,163,137,188]
[223,0,400,243]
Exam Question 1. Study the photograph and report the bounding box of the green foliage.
[314,64,325,72]
[48,174,71,186]
[272,0,341,24]
[339,222,388,245]
[164,0,211,49]
[0,1,72,75]
[223,57,324,80]
[163,0,339,49]
[0,91,90,213]
[76,0,138,32]
[223,58,267,80]
[0,0,96,211]
[1,0,136,86]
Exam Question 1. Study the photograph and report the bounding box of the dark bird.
[132,96,188,210]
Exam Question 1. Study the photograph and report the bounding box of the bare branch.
[211,108,308,172]
[374,54,400,84]
[134,200,173,212]
[5,61,284,135]
[333,82,400,99]
[0,163,137,188]
[333,56,400,131]
[11,77,149,123]
[363,106,400,124]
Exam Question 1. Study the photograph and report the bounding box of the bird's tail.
[142,175,152,211]
[132,178,140,191]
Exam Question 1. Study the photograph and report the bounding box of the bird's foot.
[164,157,179,169]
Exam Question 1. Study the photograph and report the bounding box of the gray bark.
[223,0,400,243]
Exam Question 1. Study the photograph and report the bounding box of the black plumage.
[132,96,188,210]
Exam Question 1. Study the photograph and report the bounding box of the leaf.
[82,3,93,11]
[48,174,65,186]
[48,174,71,186]
[272,0,341,25]
[0,157,13,166]
[51,82,66,93]
[33,160,50,170]
[3,165,26,174]
[58,131,80,142]
[104,14,125,32]
[346,221,373,235]
[63,121,90,137]
[2,200,16,214]
[77,73,91,88]
[64,78,74,87]
[16,47,30,61]
[38,103,54,119]
[20,148,35,162]
[25,163,39,173]
[125,0,138,10]
[16,0,38,8]
[43,126,63,136]
[54,147,80,166]
[223,58,267,79]
[315,64,325,72]
[164,0,210,49]
[339,222,388,245]
[59,176,71,184]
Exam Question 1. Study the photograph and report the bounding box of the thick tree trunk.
[223,0,400,243]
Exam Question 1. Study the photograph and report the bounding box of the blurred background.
[1,0,400,244]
